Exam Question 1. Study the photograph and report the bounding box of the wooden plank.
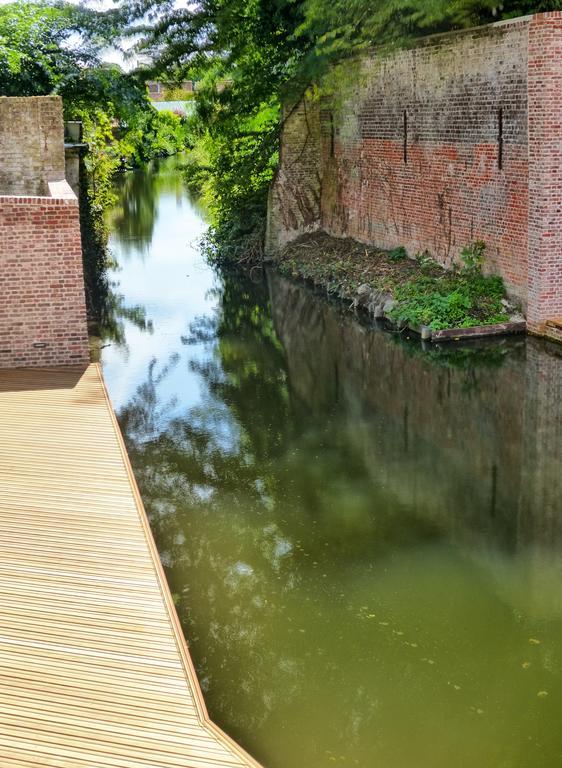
[0,364,263,768]
[430,320,526,341]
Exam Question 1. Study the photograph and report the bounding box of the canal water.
[101,156,562,768]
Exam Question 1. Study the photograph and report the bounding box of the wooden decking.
[0,364,262,768]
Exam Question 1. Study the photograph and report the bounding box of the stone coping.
[0,178,77,205]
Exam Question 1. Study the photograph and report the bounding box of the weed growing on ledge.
[388,246,408,262]
[389,241,509,330]
[459,240,486,273]
[278,234,512,332]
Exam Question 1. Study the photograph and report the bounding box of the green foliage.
[459,240,486,273]
[120,109,194,166]
[198,102,280,264]
[123,0,308,262]
[121,0,562,263]
[0,0,122,96]
[0,1,191,177]
[388,246,408,262]
[389,255,509,330]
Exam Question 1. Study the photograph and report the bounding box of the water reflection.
[101,158,562,768]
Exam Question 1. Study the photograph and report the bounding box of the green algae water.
[101,157,562,768]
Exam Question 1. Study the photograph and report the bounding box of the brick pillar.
[527,13,562,331]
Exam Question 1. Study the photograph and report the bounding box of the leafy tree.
[123,0,308,259]
[0,1,120,97]
[122,0,562,261]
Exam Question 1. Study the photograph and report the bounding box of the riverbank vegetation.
[279,233,518,331]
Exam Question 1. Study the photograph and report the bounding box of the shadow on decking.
[0,366,88,393]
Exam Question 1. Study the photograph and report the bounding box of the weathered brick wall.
[266,100,323,252]
[527,13,562,332]
[326,18,530,303]
[0,96,66,196]
[0,96,90,368]
[268,13,562,331]
[0,190,90,368]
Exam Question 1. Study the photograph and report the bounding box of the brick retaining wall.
[267,12,562,335]
[0,97,90,368]
[0,188,89,368]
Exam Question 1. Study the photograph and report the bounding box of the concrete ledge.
[48,178,77,201]
[430,321,527,342]
[0,181,78,206]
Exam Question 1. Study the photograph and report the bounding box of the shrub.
[389,244,509,330]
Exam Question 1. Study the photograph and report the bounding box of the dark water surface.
[101,157,562,768]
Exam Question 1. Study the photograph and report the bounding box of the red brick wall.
[0,193,89,368]
[527,13,562,331]
[267,13,562,332]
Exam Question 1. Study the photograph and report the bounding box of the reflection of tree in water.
[96,158,196,349]
[116,271,455,762]
[118,272,297,740]
[109,168,158,254]
[97,278,153,349]
[81,182,152,350]
[108,156,201,255]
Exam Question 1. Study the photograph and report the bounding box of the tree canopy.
[119,0,561,260]
[3,0,561,263]
[0,1,124,96]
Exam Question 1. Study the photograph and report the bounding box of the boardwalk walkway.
[0,364,261,768]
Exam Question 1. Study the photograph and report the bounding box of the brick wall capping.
[355,12,536,65]
[0,179,78,206]
[400,13,534,47]
[47,179,78,201]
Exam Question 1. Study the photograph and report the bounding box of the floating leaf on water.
[537,690,548,698]
[529,638,541,645]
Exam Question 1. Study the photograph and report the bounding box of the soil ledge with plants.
[274,233,526,341]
